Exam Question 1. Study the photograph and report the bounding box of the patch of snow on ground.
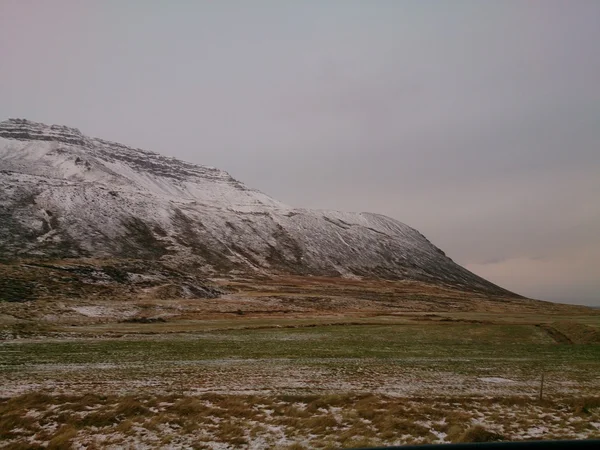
[522,426,549,439]
[71,306,114,317]
[478,377,515,383]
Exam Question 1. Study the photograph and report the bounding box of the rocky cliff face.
[0,118,517,296]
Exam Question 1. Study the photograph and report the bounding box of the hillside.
[0,118,515,297]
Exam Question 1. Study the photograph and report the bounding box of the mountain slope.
[0,118,517,296]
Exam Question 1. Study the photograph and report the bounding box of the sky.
[1,1,599,306]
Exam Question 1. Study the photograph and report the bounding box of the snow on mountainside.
[0,118,517,296]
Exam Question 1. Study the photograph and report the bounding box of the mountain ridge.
[0,118,518,297]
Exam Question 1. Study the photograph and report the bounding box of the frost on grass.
[1,393,599,449]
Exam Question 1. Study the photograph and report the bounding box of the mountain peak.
[0,118,88,147]
[0,118,517,297]
[0,118,252,196]
[0,118,287,213]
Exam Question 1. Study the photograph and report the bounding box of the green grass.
[2,321,599,447]
[2,323,599,381]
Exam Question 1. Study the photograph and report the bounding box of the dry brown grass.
[278,394,319,404]
[571,396,600,415]
[3,443,45,450]
[354,394,385,420]
[47,424,78,449]
[458,425,505,443]
[0,399,38,439]
[445,423,466,442]
[278,404,312,419]
[284,444,309,450]
[171,397,213,416]
[301,414,340,435]
[5,259,594,338]
[116,419,135,433]
[216,421,247,446]
[374,416,430,437]
[550,321,600,344]
[306,393,350,411]
[113,395,150,417]
[1,391,599,448]
[340,436,378,448]
[199,392,225,403]
[338,423,376,445]
[216,396,259,419]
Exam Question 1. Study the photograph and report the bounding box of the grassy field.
[1,319,599,448]
[1,266,599,448]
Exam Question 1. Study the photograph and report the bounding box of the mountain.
[0,118,517,297]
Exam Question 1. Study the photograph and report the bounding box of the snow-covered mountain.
[0,118,516,296]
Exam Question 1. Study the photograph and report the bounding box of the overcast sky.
[1,1,599,305]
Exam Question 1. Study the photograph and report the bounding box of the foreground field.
[2,392,599,449]
[1,267,599,448]
[1,318,600,448]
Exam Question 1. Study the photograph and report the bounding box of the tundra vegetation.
[1,264,599,448]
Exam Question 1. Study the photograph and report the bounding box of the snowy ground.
[1,392,599,449]
[1,320,599,448]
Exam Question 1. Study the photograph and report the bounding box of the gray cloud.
[1,0,599,305]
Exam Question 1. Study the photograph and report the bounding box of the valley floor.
[1,273,599,448]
